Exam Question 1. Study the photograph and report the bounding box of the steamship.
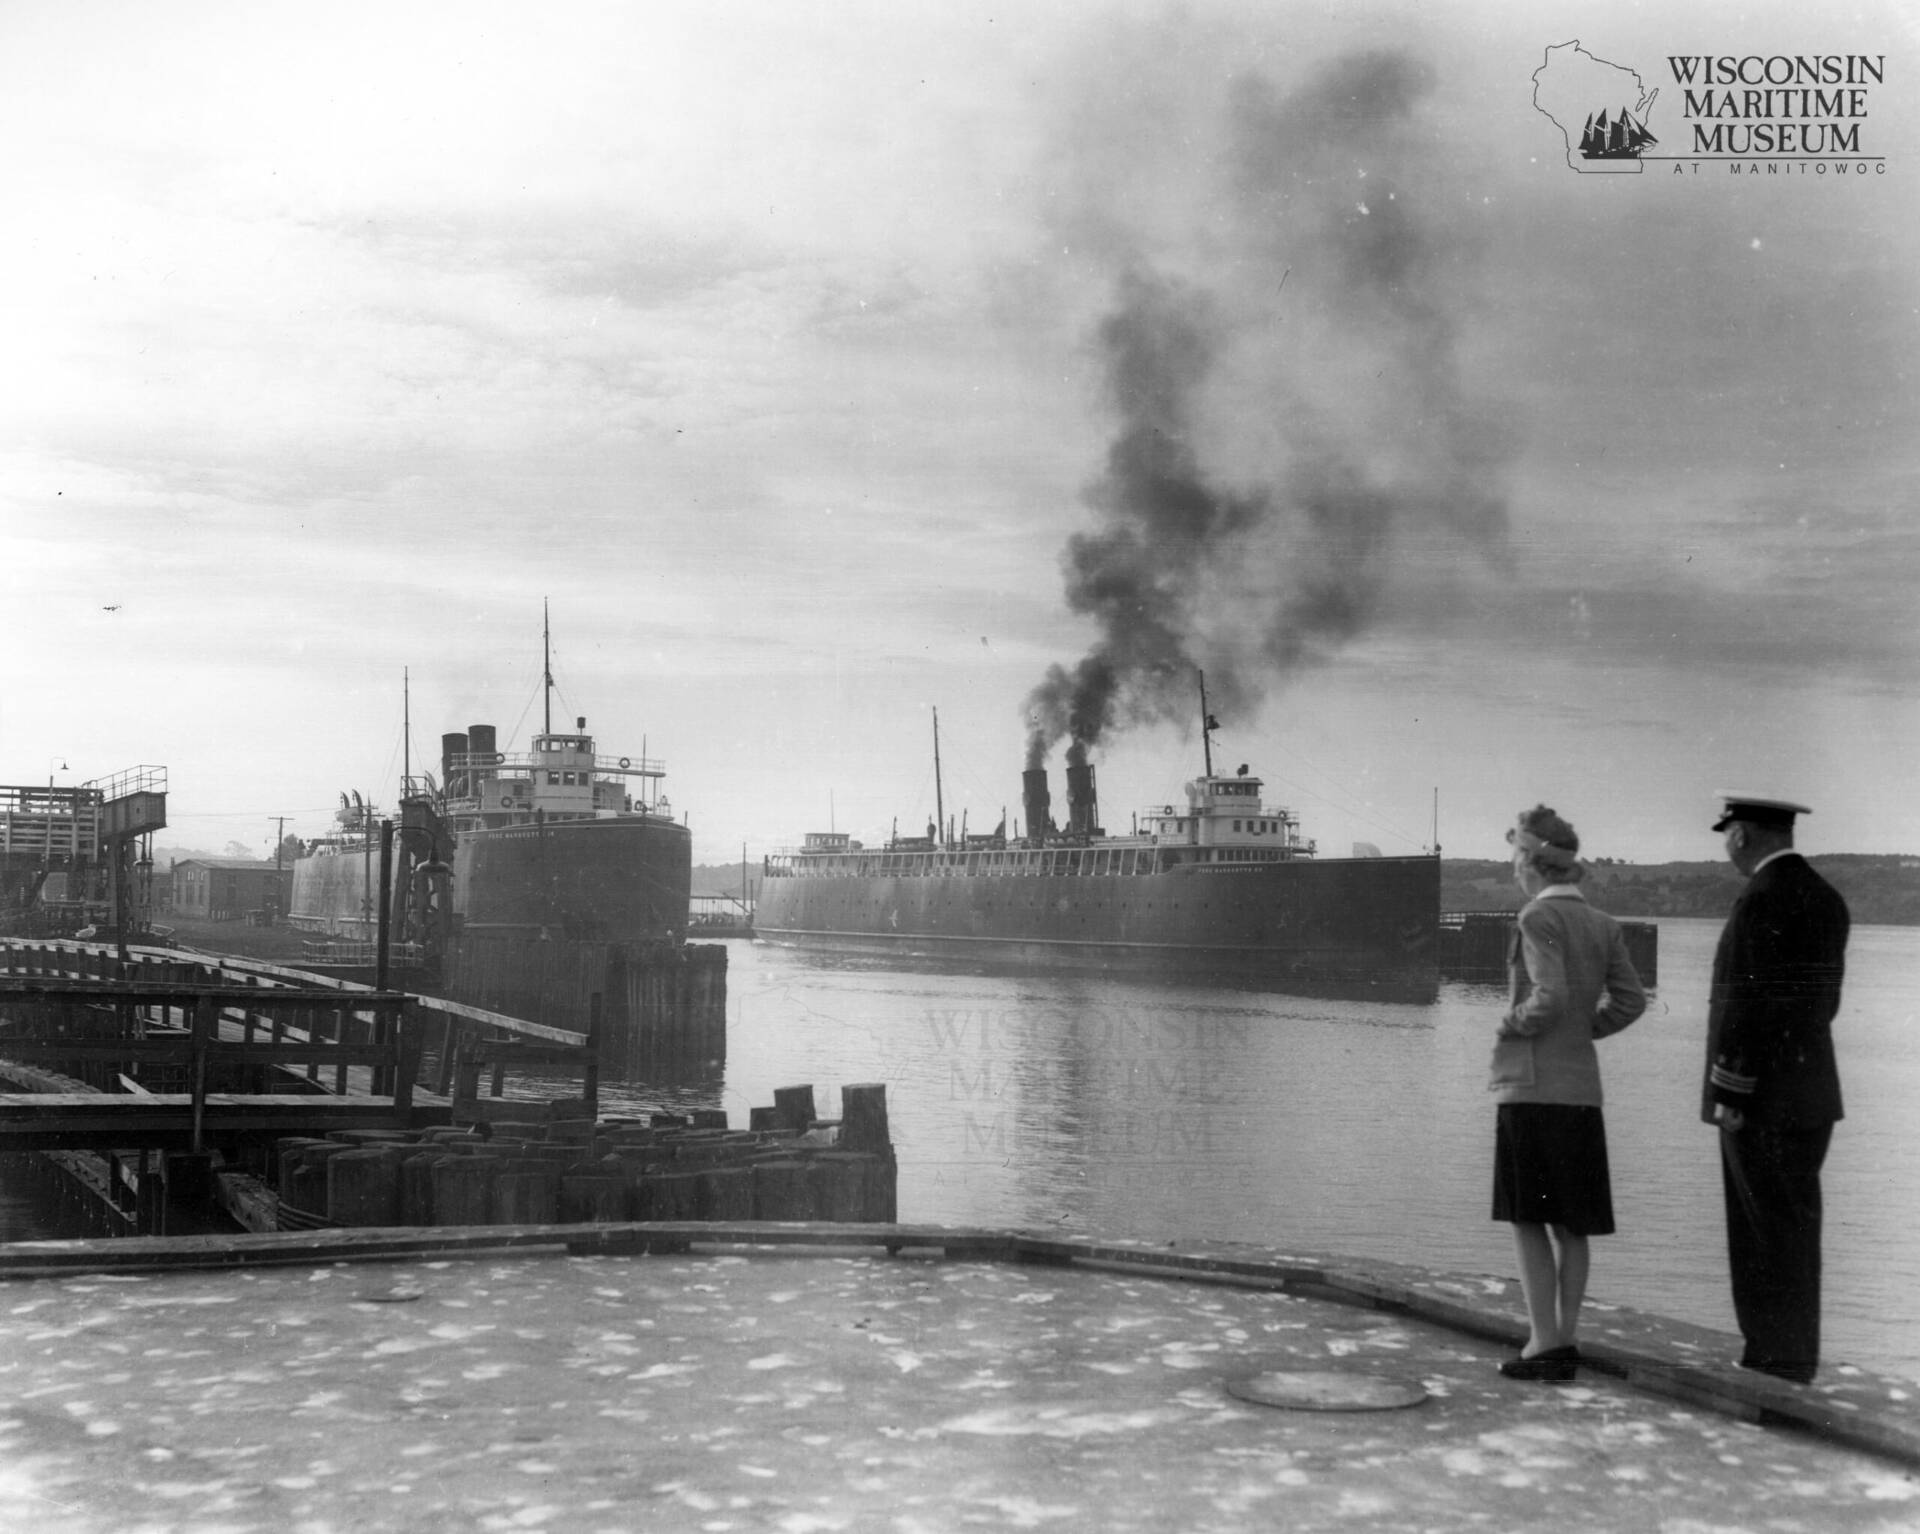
[289,627,691,948]
[756,715,1439,1002]
[433,714,690,943]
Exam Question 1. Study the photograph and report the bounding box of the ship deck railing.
[439,796,673,822]
[765,841,1339,879]
[447,750,665,780]
[300,940,425,965]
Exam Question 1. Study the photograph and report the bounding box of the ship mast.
[542,599,553,736]
[1198,671,1216,779]
[932,707,945,850]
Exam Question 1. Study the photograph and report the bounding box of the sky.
[3,0,1917,869]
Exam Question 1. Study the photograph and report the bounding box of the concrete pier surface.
[0,1228,1916,1533]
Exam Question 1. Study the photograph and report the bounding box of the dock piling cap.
[1711,793,1812,832]
[1227,1370,1427,1412]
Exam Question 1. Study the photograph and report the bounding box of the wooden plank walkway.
[0,937,588,1153]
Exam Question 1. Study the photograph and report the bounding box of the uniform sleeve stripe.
[1710,1065,1757,1093]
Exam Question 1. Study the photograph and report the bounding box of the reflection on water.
[699,923,1919,1384]
[4,919,1914,1383]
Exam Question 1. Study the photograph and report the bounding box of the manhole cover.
[1227,1371,1427,1412]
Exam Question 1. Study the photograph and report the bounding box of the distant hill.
[698,855,1920,927]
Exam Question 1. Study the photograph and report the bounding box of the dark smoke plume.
[1025,48,1511,769]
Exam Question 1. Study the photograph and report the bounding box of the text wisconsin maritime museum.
[1668,54,1885,158]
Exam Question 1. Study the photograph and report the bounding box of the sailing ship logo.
[1533,41,1659,175]
[1579,105,1657,161]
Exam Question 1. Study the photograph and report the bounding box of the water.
[6,917,1914,1383]
[689,919,1919,1384]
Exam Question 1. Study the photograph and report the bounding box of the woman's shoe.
[1499,1346,1578,1382]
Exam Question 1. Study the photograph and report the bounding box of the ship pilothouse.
[1135,680,1314,864]
[437,717,670,836]
[1141,767,1316,863]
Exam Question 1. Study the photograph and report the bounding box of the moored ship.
[757,718,1439,1001]
[289,624,692,951]
[435,717,690,943]
[287,793,383,939]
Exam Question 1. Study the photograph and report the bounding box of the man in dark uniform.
[1703,793,1849,1383]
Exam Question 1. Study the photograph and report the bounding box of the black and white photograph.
[2,2,1917,1527]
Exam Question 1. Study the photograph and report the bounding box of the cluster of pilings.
[446,935,727,1079]
[263,1082,895,1231]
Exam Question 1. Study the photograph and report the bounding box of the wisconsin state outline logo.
[1534,40,1659,172]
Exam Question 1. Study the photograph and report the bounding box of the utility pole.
[932,707,945,850]
[271,815,287,923]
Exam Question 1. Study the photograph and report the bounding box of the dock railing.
[0,938,600,1149]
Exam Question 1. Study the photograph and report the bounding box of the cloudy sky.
[4,0,1916,868]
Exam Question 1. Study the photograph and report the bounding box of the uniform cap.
[1711,793,1811,833]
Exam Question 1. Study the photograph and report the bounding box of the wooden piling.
[284,1142,354,1216]
[803,1153,869,1223]
[641,1170,703,1221]
[430,1156,500,1225]
[752,1160,815,1221]
[400,1152,452,1225]
[839,1084,890,1155]
[772,1085,816,1133]
[699,1166,753,1221]
[327,1145,405,1226]
[493,1168,560,1225]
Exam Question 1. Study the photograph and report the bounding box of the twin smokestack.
[1022,761,1100,844]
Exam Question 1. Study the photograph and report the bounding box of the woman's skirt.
[1491,1102,1615,1235]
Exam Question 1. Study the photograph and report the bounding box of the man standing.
[1703,794,1850,1383]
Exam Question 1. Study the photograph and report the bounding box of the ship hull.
[453,814,692,943]
[287,848,377,937]
[293,815,693,945]
[755,855,1440,1002]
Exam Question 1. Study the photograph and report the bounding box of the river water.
[5,917,1914,1382]
[688,918,1920,1384]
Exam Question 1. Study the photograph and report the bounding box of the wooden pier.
[1438,910,1659,986]
[0,938,578,1231]
[0,937,895,1241]
[688,892,754,938]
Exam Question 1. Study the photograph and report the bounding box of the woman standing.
[1491,805,1647,1381]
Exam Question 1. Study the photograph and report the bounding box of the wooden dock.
[0,937,608,1231]
[1438,910,1659,986]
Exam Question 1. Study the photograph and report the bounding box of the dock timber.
[0,936,896,1240]
[0,938,551,1232]
[1438,910,1659,986]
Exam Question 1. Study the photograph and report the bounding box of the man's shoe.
[1738,1359,1816,1384]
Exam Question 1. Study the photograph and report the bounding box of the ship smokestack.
[1022,768,1052,847]
[1065,762,1099,838]
[467,724,497,781]
[441,732,468,797]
